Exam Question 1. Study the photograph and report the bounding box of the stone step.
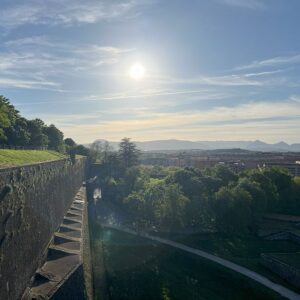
[72,203,84,210]
[66,211,83,220]
[27,254,81,298]
[40,254,80,281]
[25,279,56,299]
[54,232,81,243]
[48,244,80,259]
[70,204,83,212]
[67,209,83,217]
[53,239,81,252]
[63,217,82,228]
[58,226,82,238]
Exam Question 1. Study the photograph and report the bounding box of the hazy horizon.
[1,0,300,143]
[91,138,300,144]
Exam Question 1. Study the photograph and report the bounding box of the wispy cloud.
[237,54,300,70]
[218,0,266,9]
[48,99,300,142]
[0,0,152,29]
[168,70,288,87]
[0,77,59,89]
[15,89,229,106]
[290,95,300,103]
[0,36,134,89]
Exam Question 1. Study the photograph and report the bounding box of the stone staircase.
[22,188,87,300]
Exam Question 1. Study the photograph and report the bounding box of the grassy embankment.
[154,231,300,293]
[98,228,286,300]
[272,252,300,269]
[0,149,67,167]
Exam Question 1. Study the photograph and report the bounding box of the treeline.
[95,140,300,234]
[0,95,89,155]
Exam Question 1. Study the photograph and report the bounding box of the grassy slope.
[154,232,300,293]
[272,252,300,269]
[0,149,66,167]
[100,228,286,300]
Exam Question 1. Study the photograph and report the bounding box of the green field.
[0,149,66,167]
[93,227,287,300]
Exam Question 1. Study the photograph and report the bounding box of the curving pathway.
[102,223,300,300]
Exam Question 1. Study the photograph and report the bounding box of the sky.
[0,0,300,144]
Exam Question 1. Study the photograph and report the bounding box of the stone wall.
[0,158,87,300]
[260,253,300,289]
[22,186,92,300]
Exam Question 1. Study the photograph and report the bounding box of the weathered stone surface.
[0,158,86,300]
[23,187,90,300]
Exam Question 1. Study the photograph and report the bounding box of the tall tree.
[44,124,65,152]
[90,140,113,163]
[118,138,140,168]
[27,119,48,148]
[0,96,11,141]
[64,138,76,147]
[5,117,31,146]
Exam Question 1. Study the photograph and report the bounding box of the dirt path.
[102,223,300,300]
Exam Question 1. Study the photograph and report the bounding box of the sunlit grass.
[0,149,66,167]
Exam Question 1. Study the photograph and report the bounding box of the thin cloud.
[0,37,134,90]
[237,54,300,70]
[0,0,152,29]
[169,72,285,87]
[15,89,229,106]
[0,77,59,89]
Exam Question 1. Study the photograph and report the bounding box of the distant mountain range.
[90,139,300,152]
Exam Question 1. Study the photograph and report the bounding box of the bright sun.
[129,63,146,80]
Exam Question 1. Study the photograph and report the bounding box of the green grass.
[153,232,300,292]
[272,252,300,269]
[0,149,66,167]
[96,227,287,300]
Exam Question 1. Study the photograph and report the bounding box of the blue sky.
[0,0,300,143]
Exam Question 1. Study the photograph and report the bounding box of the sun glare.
[129,63,146,80]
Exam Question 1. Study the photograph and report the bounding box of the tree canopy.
[0,95,86,153]
[96,159,300,234]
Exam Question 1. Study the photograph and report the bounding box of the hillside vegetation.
[0,150,66,168]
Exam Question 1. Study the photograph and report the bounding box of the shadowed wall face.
[0,158,86,300]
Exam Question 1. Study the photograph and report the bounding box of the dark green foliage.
[237,178,267,216]
[5,117,31,146]
[44,124,65,152]
[0,95,88,154]
[214,186,252,234]
[27,119,47,148]
[118,137,140,168]
[206,164,238,185]
[0,96,18,142]
[64,138,76,148]
[75,144,90,156]
[99,228,286,300]
[96,156,300,235]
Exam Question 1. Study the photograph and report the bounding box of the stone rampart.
[0,158,86,300]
